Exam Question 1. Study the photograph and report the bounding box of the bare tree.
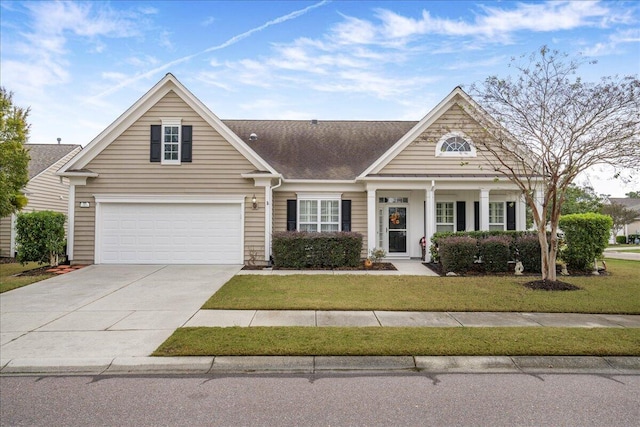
[468,46,640,283]
[601,202,638,244]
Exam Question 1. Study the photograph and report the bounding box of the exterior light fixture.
[252,194,258,210]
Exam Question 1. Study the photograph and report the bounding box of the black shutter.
[150,125,161,162]
[507,201,516,230]
[181,125,192,163]
[456,201,466,232]
[341,200,352,231]
[286,200,297,231]
[474,201,480,231]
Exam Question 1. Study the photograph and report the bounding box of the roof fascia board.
[168,76,277,174]
[359,87,528,178]
[59,74,277,174]
[359,87,467,178]
[30,146,82,182]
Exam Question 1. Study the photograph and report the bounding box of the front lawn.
[154,327,640,357]
[0,262,54,293]
[203,259,640,314]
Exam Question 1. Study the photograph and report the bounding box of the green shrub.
[439,235,477,274]
[514,234,542,272]
[16,211,66,266]
[430,230,537,263]
[616,235,627,245]
[479,235,512,273]
[272,231,363,269]
[559,213,612,272]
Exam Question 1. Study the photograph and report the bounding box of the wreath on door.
[389,212,400,225]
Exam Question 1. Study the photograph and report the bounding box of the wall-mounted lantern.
[251,194,258,210]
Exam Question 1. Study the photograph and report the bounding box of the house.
[607,197,640,242]
[0,143,82,257]
[57,73,539,265]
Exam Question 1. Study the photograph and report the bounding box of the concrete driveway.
[0,265,241,362]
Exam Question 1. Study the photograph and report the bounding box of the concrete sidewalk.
[185,310,640,328]
[2,261,639,376]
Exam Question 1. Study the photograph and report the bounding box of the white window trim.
[296,193,342,232]
[489,201,506,230]
[162,118,182,165]
[435,131,477,157]
[436,201,455,232]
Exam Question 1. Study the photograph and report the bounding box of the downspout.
[266,177,282,266]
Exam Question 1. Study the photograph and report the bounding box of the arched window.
[435,132,477,157]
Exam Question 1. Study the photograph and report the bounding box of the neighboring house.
[607,197,640,242]
[0,144,82,257]
[57,74,539,265]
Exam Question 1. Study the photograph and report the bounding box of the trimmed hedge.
[514,234,542,273]
[616,235,627,245]
[431,230,543,274]
[439,235,477,274]
[559,213,612,272]
[479,235,512,273]
[272,231,363,269]
[16,210,66,266]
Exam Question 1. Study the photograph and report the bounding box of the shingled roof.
[223,120,417,180]
[25,144,81,179]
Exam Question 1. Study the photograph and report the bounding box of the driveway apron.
[0,265,240,360]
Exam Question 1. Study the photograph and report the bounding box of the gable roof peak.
[58,73,276,175]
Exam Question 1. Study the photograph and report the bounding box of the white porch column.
[66,183,76,261]
[367,188,377,255]
[480,189,490,230]
[264,185,271,263]
[517,192,527,231]
[425,183,436,261]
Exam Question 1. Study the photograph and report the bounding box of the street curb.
[1,356,639,376]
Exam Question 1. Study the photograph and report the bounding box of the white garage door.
[97,203,243,264]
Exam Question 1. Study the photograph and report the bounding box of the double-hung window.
[162,119,181,165]
[298,195,340,232]
[436,202,455,232]
[489,202,505,230]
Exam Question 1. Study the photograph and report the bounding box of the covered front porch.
[364,179,534,261]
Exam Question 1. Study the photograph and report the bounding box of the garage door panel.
[98,203,243,264]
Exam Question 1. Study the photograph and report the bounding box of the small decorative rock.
[514,261,524,276]
[446,271,458,276]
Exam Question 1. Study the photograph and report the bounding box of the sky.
[1,0,639,197]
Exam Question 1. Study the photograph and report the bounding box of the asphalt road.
[1,373,639,426]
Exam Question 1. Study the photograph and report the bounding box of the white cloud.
[581,28,640,56]
[374,1,619,43]
[2,1,146,96]
[202,16,216,27]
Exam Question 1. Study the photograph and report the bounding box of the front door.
[386,206,407,255]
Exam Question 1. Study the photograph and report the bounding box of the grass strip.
[0,262,54,293]
[203,260,640,314]
[154,327,640,357]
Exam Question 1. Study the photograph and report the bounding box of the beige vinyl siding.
[73,90,263,264]
[380,104,517,175]
[0,216,12,257]
[272,190,368,258]
[0,148,80,257]
[22,148,80,218]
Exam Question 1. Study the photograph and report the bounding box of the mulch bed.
[13,264,86,276]
[423,262,609,291]
[242,262,397,271]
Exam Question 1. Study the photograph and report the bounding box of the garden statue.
[514,261,524,276]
